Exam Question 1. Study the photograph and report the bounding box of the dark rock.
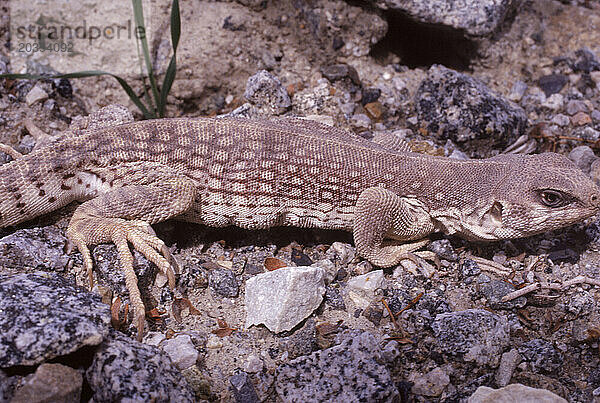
[332,36,345,50]
[427,239,458,261]
[86,330,195,402]
[432,309,510,366]
[547,248,578,264]
[461,258,481,277]
[416,65,526,157]
[320,64,361,85]
[0,227,71,273]
[222,15,246,31]
[209,268,239,298]
[518,339,563,375]
[276,330,398,401]
[361,87,381,105]
[480,280,527,309]
[572,48,600,73]
[538,74,568,97]
[362,300,384,325]
[576,74,596,94]
[52,78,72,98]
[230,372,260,403]
[365,0,513,36]
[291,249,313,266]
[0,272,110,367]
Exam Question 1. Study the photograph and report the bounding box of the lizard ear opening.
[482,201,503,228]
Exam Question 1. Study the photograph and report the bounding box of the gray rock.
[468,383,567,403]
[370,0,513,36]
[411,367,451,397]
[568,145,598,175]
[209,268,239,298]
[243,354,264,373]
[350,113,372,129]
[495,348,521,387]
[244,70,291,115]
[161,334,199,370]
[245,266,325,333]
[541,93,564,111]
[0,272,110,367]
[551,113,571,127]
[518,339,563,375]
[428,239,458,261]
[480,280,527,309]
[0,227,71,273]
[416,65,526,158]
[347,270,384,292]
[432,309,510,367]
[276,330,398,402]
[86,330,195,402]
[10,363,82,403]
[230,372,260,403]
[565,99,589,115]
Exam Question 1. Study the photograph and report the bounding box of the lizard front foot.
[67,217,177,341]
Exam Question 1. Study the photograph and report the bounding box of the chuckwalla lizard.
[2,112,600,339]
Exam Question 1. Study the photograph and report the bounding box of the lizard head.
[485,152,600,239]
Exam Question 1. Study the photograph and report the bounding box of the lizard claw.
[66,217,178,340]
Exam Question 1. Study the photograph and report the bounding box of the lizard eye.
[539,190,567,208]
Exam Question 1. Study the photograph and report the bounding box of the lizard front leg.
[66,177,196,340]
[354,186,435,267]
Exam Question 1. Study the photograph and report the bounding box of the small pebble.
[565,99,589,115]
[541,93,563,110]
[538,74,568,96]
[571,112,592,126]
[508,81,527,102]
[551,114,570,126]
[25,84,49,106]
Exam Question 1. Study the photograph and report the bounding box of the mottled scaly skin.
[2,115,600,339]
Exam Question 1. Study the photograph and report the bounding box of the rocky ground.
[2,0,600,401]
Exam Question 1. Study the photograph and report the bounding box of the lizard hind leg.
[353,186,435,268]
[66,177,196,340]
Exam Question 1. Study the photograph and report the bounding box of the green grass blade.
[158,0,180,117]
[132,0,160,115]
[0,71,154,118]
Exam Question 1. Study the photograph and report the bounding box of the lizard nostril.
[592,194,599,204]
